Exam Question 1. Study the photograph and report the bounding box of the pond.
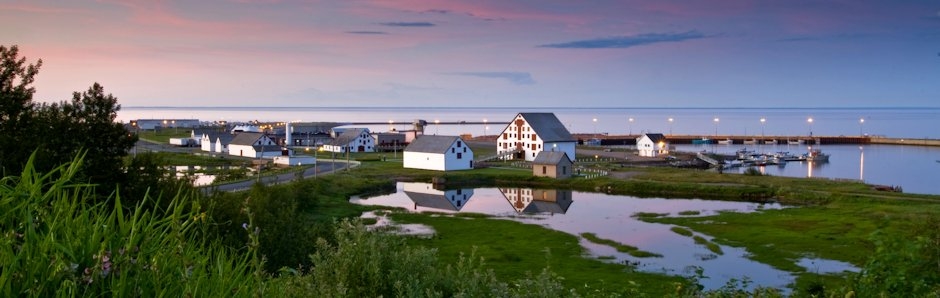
[351,182,858,291]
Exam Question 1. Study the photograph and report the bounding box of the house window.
[451,148,455,153]
[562,166,567,175]
[531,134,536,141]
[503,133,508,140]
[457,141,462,147]
[463,147,466,153]
[542,166,546,174]
[457,153,462,159]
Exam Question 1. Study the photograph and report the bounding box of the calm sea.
[120,107,940,195]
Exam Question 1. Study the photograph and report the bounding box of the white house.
[227,132,282,158]
[403,135,473,171]
[323,128,375,153]
[402,182,474,212]
[496,113,576,162]
[201,132,234,153]
[636,133,669,157]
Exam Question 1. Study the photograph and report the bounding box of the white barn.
[636,133,669,157]
[403,135,473,171]
[323,128,375,153]
[496,113,576,162]
[227,132,282,158]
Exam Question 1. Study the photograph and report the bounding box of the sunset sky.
[2,0,938,107]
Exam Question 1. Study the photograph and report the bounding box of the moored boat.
[787,139,805,145]
[804,148,830,162]
[762,139,778,145]
[717,139,733,145]
[692,137,713,144]
[743,139,758,145]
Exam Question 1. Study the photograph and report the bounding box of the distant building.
[201,132,234,153]
[532,151,573,179]
[373,132,407,151]
[636,133,669,157]
[403,135,473,171]
[323,128,375,153]
[131,119,200,130]
[496,113,576,162]
[227,132,282,158]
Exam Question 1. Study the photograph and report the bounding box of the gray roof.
[641,133,667,143]
[203,131,235,145]
[404,135,466,154]
[524,200,572,214]
[518,113,574,142]
[229,132,268,146]
[532,151,571,165]
[328,128,368,146]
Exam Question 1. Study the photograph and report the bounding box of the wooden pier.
[582,134,940,147]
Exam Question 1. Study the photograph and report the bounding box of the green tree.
[33,83,138,196]
[0,45,41,176]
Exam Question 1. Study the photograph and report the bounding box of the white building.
[403,135,473,171]
[323,128,375,153]
[227,132,282,158]
[201,132,233,154]
[636,133,669,157]
[496,113,576,162]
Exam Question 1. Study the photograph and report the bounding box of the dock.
[581,134,940,147]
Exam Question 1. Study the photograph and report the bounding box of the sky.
[2,0,939,108]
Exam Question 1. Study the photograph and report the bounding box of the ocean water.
[120,107,940,195]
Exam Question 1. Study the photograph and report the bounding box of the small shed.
[532,151,573,179]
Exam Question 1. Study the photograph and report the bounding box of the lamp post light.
[388,120,394,131]
[859,117,865,136]
[434,119,440,135]
[668,117,674,135]
[713,117,720,137]
[760,117,766,140]
[807,117,814,136]
[628,117,634,135]
[483,118,488,136]
[592,117,598,139]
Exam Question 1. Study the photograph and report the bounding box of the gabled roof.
[203,132,235,144]
[229,132,268,146]
[518,113,574,142]
[641,133,667,143]
[532,151,571,165]
[328,128,369,146]
[404,135,466,154]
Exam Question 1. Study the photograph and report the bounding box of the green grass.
[137,127,194,143]
[634,212,669,218]
[671,226,694,237]
[389,212,686,296]
[692,235,724,255]
[580,232,663,258]
[678,210,701,216]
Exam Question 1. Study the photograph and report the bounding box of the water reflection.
[352,182,859,292]
[499,188,572,215]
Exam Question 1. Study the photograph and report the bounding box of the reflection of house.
[402,182,474,211]
[227,132,282,158]
[499,188,573,214]
[636,133,669,157]
[403,135,473,171]
[324,128,375,153]
[496,113,576,162]
[532,151,572,179]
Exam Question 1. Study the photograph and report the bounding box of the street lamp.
[592,117,598,139]
[859,117,865,136]
[807,117,814,136]
[388,120,394,131]
[760,117,766,140]
[713,117,720,137]
[434,119,440,135]
[483,118,488,136]
[628,117,634,135]
[668,117,674,135]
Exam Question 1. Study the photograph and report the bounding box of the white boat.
[762,139,778,145]
[742,139,758,145]
[804,148,830,162]
[773,151,804,161]
[717,139,733,145]
[787,139,805,145]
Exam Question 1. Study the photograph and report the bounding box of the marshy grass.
[678,210,701,216]
[671,226,695,237]
[693,235,724,255]
[580,233,663,258]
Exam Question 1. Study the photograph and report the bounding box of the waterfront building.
[227,132,281,158]
[637,133,669,157]
[323,128,375,153]
[496,113,576,162]
[403,135,473,171]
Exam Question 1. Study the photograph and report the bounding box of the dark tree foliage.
[32,83,138,196]
[0,45,41,176]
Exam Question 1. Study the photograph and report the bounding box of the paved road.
[202,159,353,193]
